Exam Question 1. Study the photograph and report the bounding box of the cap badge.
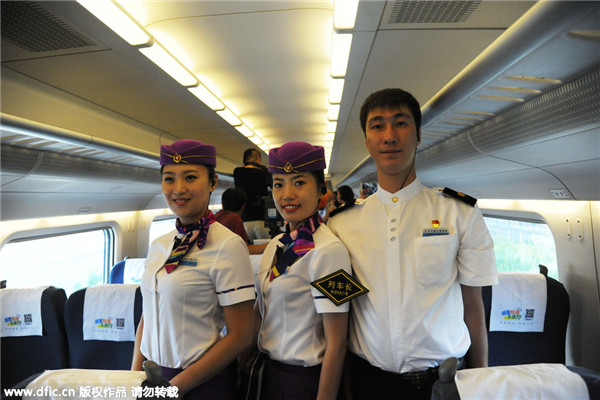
[284,162,293,173]
[173,154,182,163]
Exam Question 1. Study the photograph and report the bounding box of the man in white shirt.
[328,88,498,399]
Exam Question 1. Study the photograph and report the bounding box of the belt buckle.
[401,370,428,388]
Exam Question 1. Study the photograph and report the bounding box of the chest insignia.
[311,269,369,306]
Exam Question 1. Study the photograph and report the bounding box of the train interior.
[1,0,599,395]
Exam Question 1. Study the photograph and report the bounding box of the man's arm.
[461,284,488,368]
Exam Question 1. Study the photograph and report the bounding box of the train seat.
[64,284,142,370]
[0,286,69,389]
[432,357,597,400]
[482,265,570,366]
[108,258,146,284]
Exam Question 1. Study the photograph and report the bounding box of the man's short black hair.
[359,88,422,135]
[221,187,247,212]
[243,148,261,165]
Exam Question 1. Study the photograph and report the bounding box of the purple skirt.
[160,362,238,400]
[261,358,322,400]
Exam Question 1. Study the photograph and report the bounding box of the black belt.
[397,367,439,388]
[349,352,443,389]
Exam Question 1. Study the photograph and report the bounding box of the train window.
[484,216,558,279]
[149,217,176,245]
[0,228,114,295]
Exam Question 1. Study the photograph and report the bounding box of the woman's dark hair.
[337,185,355,204]
[221,188,247,212]
[310,170,327,195]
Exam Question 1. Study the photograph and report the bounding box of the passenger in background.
[327,185,356,219]
[234,148,272,241]
[215,187,268,254]
[132,139,254,400]
[319,186,335,222]
[328,89,498,399]
[253,141,351,400]
[336,185,355,207]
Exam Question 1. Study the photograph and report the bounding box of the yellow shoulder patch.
[311,269,369,306]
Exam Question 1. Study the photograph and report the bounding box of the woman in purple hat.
[131,139,255,399]
[252,141,352,399]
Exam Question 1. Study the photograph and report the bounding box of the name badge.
[179,258,198,267]
[423,228,449,237]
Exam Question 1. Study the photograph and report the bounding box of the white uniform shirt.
[255,223,351,367]
[140,222,255,369]
[328,179,498,373]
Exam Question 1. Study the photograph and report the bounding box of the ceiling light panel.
[217,108,242,126]
[331,32,353,77]
[139,42,198,86]
[188,85,225,110]
[235,125,255,138]
[127,3,334,143]
[329,78,345,103]
[77,0,150,45]
[334,0,359,29]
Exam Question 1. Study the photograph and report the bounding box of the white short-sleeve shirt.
[328,179,498,373]
[255,223,351,367]
[140,222,255,369]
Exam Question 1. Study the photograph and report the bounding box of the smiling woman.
[1,0,600,394]
[251,141,351,400]
[132,139,255,400]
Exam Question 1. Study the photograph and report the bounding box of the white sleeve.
[211,233,256,306]
[309,240,352,313]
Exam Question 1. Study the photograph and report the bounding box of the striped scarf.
[269,212,322,281]
[164,211,216,274]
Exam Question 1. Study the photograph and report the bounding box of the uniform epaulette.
[439,187,477,207]
[329,199,357,218]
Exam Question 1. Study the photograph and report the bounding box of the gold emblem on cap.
[174,154,182,163]
[284,162,293,173]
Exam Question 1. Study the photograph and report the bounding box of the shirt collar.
[376,178,422,205]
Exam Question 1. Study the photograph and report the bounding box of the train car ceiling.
[1,1,599,221]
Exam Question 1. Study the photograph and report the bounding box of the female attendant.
[254,141,351,400]
[132,139,255,399]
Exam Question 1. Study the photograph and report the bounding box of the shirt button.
[390,236,397,242]
[391,227,396,232]
[391,219,397,223]
[392,197,398,202]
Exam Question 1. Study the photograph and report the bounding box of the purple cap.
[268,141,326,174]
[160,139,216,167]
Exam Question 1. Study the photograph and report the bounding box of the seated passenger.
[215,188,268,254]
[131,139,255,400]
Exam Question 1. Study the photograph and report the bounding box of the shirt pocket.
[414,234,459,285]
